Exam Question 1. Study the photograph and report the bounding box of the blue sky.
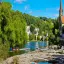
[2,0,64,18]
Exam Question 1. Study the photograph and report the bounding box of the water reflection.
[25,41,47,51]
[32,62,52,64]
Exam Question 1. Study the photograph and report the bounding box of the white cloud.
[45,8,60,12]
[53,14,59,17]
[56,8,59,11]
[24,5,33,14]
[25,5,29,10]
[14,0,26,3]
[12,4,13,8]
[35,16,38,17]
[29,11,32,14]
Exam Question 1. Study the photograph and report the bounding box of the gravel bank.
[1,51,59,64]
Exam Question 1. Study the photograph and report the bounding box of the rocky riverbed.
[0,50,62,64]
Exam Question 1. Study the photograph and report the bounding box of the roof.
[61,16,64,24]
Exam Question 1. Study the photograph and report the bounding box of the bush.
[29,34,35,41]
[11,56,19,64]
[0,42,9,61]
[37,36,40,40]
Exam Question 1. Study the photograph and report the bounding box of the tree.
[0,2,12,60]
[30,24,35,34]
[0,2,28,60]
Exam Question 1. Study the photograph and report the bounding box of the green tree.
[30,24,35,34]
[0,2,28,60]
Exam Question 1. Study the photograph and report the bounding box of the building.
[59,0,64,48]
[59,0,64,35]
[26,26,39,36]
[26,26,31,36]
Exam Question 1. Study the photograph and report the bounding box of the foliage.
[0,1,61,60]
[9,50,25,57]
[29,34,35,41]
[0,2,28,60]
[37,35,40,40]
[30,24,35,34]
[0,40,9,61]
[23,12,60,45]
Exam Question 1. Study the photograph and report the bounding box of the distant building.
[26,26,31,36]
[59,0,64,47]
[59,0,64,35]
[26,26,39,35]
[34,28,39,35]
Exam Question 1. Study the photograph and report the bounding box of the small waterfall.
[35,42,39,49]
[27,42,30,48]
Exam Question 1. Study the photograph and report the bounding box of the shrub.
[29,34,35,41]
[0,42,9,61]
[12,56,19,64]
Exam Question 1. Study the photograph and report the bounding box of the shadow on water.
[32,62,52,64]
[25,41,47,51]
[9,50,25,57]
[9,41,47,57]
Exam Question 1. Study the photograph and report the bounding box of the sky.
[2,0,64,18]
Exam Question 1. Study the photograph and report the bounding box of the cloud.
[45,8,60,12]
[35,16,38,17]
[12,4,14,8]
[24,5,33,14]
[25,5,29,10]
[53,14,59,17]
[14,0,26,3]
[29,11,32,14]
[56,8,59,11]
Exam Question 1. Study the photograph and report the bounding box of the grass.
[9,50,25,57]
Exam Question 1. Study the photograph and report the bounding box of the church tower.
[59,0,63,16]
[59,0,63,35]
[59,0,64,49]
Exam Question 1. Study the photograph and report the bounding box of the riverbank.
[1,50,64,64]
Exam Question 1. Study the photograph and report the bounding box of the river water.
[9,41,47,56]
[32,62,52,64]
[25,41,47,51]
[38,62,52,64]
[26,41,52,64]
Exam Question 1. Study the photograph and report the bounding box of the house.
[26,26,31,36]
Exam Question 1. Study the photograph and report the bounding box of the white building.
[26,26,31,36]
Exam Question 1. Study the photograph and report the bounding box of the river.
[32,62,52,64]
[26,41,52,64]
[25,41,47,51]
